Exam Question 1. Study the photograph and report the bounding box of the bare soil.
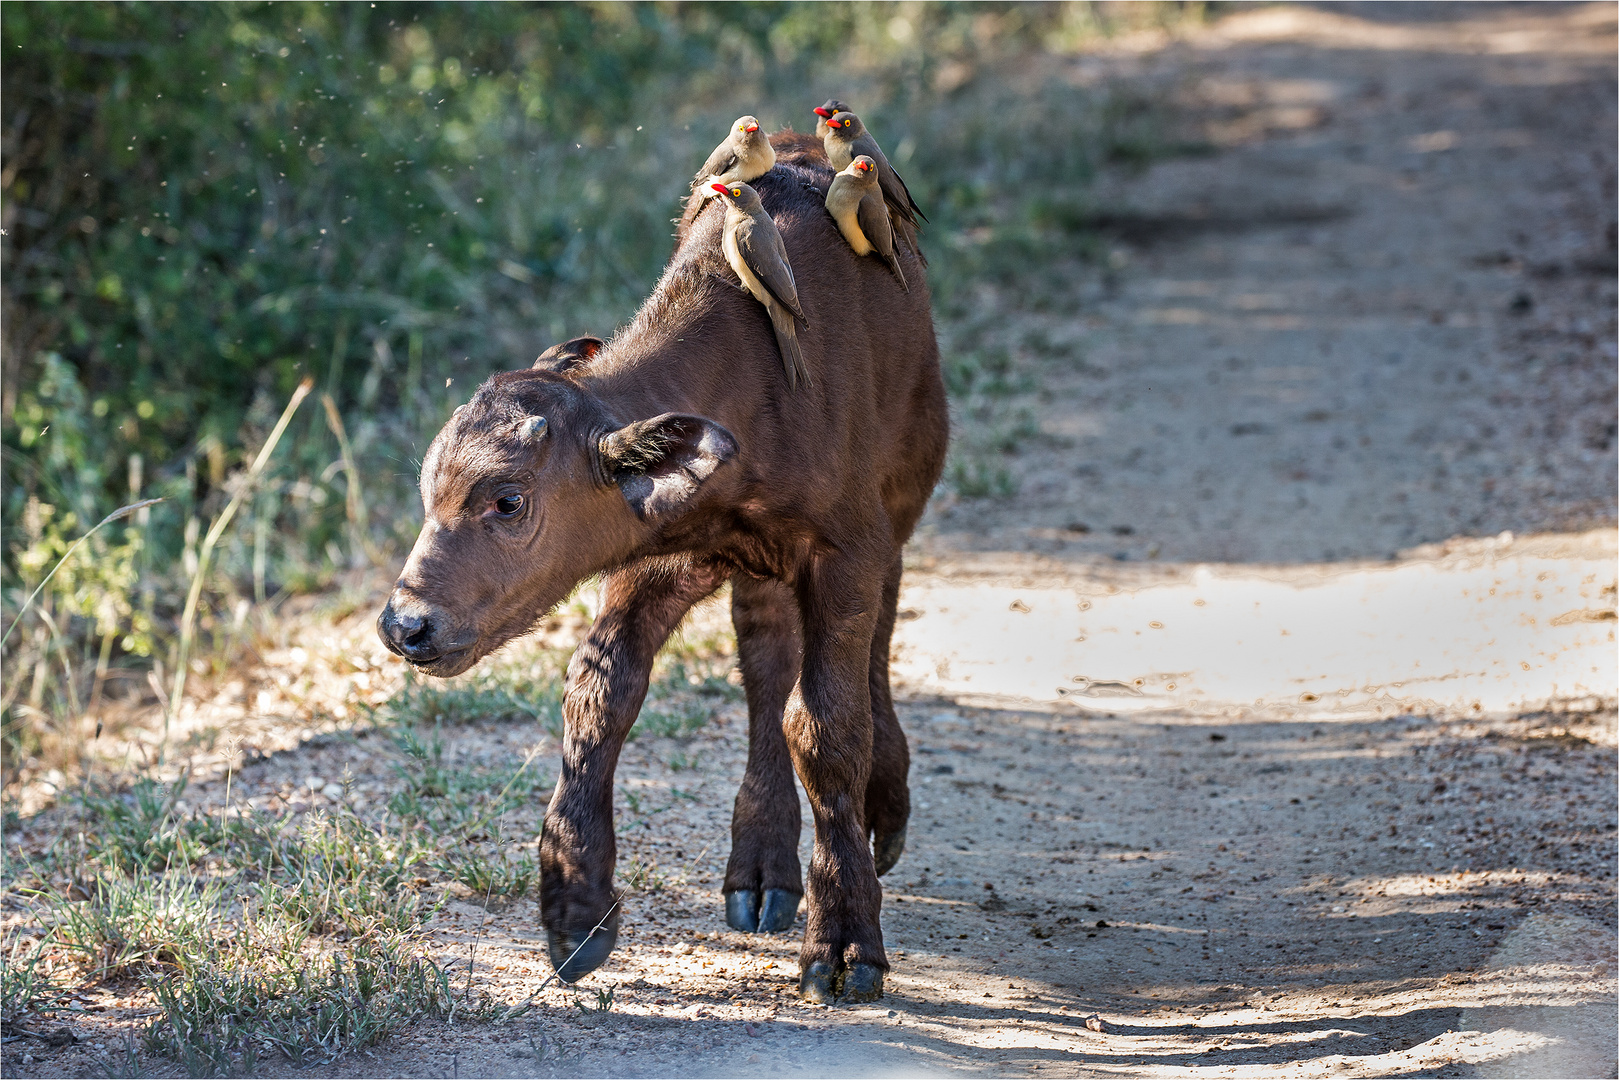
[6,4,1615,1078]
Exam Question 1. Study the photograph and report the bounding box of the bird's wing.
[861,138,929,225]
[856,189,896,259]
[736,216,804,321]
[694,143,740,184]
[886,165,927,223]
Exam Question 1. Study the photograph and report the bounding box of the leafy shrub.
[2,2,1202,763]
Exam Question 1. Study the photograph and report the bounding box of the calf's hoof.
[797,960,885,1004]
[798,960,838,1004]
[545,919,619,983]
[840,962,885,1003]
[758,889,801,932]
[872,826,907,877]
[724,889,800,933]
[724,890,759,932]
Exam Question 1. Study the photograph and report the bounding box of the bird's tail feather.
[768,304,811,391]
[892,217,926,265]
[885,251,909,292]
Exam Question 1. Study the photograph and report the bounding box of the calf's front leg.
[540,559,723,981]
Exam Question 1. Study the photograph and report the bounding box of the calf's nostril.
[380,606,434,653]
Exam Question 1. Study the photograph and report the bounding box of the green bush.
[2,2,1202,769]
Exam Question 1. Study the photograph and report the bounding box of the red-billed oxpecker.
[692,115,776,204]
[711,180,810,390]
[821,111,927,252]
[812,98,850,141]
[824,156,907,291]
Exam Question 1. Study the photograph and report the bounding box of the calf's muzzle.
[377,590,469,670]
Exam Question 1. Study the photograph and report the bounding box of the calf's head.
[378,369,736,677]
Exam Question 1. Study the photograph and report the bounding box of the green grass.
[579,985,616,1013]
[50,873,223,980]
[378,663,566,734]
[435,846,537,901]
[74,774,218,871]
[0,929,57,1023]
[628,655,742,742]
[385,728,551,836]
[947,455,1020,500]
[632,701,714,741]
[257,867,437,939]
[142,933,470,1077]
[7,793,518,1074]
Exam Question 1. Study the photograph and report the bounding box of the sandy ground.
[6,4,1616,1078]
[923,0,1616,567]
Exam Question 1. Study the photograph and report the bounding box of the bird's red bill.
[813,107,831,117]
[711,183,729,193]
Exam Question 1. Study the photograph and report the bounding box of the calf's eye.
[494,494,524,516]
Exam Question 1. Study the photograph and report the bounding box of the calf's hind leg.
[786,551,888,1004]
[540,559,724,982]
[865,551,910,877]
[722,574,804,933]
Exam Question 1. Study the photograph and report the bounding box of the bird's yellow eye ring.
[730,187,742,197]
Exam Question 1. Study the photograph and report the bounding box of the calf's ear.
[533,336,605,375]
[597,413,738,520]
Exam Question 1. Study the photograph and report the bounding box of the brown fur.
[379,130,947,1001]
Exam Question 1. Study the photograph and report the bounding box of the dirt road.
[341,6,1615,1077]
[9,5,1612,1078]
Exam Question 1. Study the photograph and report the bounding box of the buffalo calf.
[379,132,947,1003]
